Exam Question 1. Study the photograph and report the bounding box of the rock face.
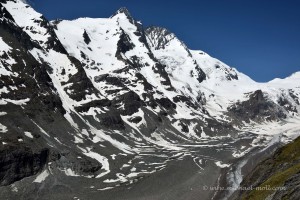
[0,0,300,199]
[228,90,287,123]
[0,145,49,186]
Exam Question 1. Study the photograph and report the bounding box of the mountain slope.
[0,1,300,199]
[234,136,300,200]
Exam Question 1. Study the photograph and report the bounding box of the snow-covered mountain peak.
[111,7,135,24]
[113,7,132,17]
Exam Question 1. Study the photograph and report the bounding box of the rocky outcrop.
[112,91,143,116]
[145,26,176,50]
[83,30,91,45]
[115,30,135,60]
[0,145,49,186]
[228,90,286,123]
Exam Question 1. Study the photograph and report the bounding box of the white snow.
[0,123,8,133]
[111,154,116,160]
[0,112,7,116]
[3,0,51,48]
[0,98,30,105]
[0,37,11,52]
[11,185,18,193]
[55,17,123,75]
[74,136,83,144]
[0,36,16,75]
[34,170,49,183]
[0,87,9,95]
[97,187,114,191]
[24,131,34,139]
[215,161,231,168]
[62,168,80,177]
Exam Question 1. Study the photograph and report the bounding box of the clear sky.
[29,0,300,82]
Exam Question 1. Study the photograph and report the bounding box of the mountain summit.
[112,7,132,17]
[0,1,300,199]
[111,7,135,23]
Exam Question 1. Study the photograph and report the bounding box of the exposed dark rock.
[99,114,125,130]
[135,73,153,90]
[54,153,102,176]
[195,65,206,83]
[156,97,176,110]
[173,95,199,109]
[111,7,135,24]
[179,121,189,133]
[134,25,152,53]
[145,26,176,50]
[94,74,109,83]
[115,29,135,59]
[105,89,122,95]
[0,145,49,186]
[228,90,286,123]
[83,30,91,45]
[0,9,40,51]
[203,118,234,136]
[64,56,100,101]
[152,63,173,88]
[75,99,111,113]
[0,16,66,116]
[278,96,297,113]
[80,51,87,59]
[112,91,143,116]
[289,89,300,105]
[145,26,206,83]
[129,55,145,69]
[77,158,102,174]
[128,116,142,124]
[33,15,68,54]
[0,3,15,22]
[95,74,125,88]
[196,92,207,105]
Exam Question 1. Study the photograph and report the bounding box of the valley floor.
[1,118,299,200]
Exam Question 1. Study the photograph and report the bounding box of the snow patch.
[24,131,34,139]
[0,112,7,116]
[215,161,231,168]
[0,123,8,133]
[34,170,49,183]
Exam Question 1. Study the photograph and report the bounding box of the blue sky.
[30,0,300,82]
